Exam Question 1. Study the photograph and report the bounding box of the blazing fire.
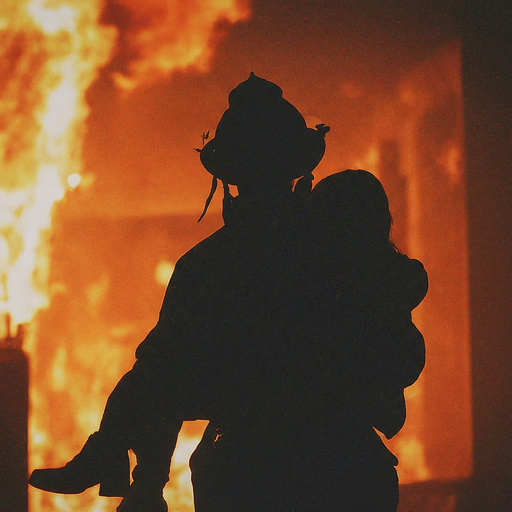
[2,1,472,510]
[110,0,251,91]
[1,0,249,511]
[0,0,114,332]
[1,1,116,510]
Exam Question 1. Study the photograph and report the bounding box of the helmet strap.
[198,175,218,222]
[222,181,236,225]
[293,171,314,206]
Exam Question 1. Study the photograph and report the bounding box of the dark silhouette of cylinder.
[0,347,29,512]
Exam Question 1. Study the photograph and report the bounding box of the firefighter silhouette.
[30,74,425,512]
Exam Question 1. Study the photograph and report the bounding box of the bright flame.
[165,422,209,511]
[0,0,115,329]
[0,1,116,511]
[155,259,175,287]
[67,172,81,188]
[1,1,252,511]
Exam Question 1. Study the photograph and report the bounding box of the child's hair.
[307,169,396,252]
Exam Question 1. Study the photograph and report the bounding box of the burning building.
[0,1,510,511]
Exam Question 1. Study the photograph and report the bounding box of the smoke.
[104,0,251,91]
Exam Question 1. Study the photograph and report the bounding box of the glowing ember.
[154,259,175,287]
[2,0,471,508]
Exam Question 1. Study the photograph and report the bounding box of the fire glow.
[1,1,116,510]
[1,2,472,512]
[0,0,114,331]
[1,1,250,511]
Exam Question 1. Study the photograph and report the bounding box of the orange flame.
[4,1,471,509]
[1,1,116,511]
[2,1,251,511]
[0,0,115,332]
[110,0,251,91]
